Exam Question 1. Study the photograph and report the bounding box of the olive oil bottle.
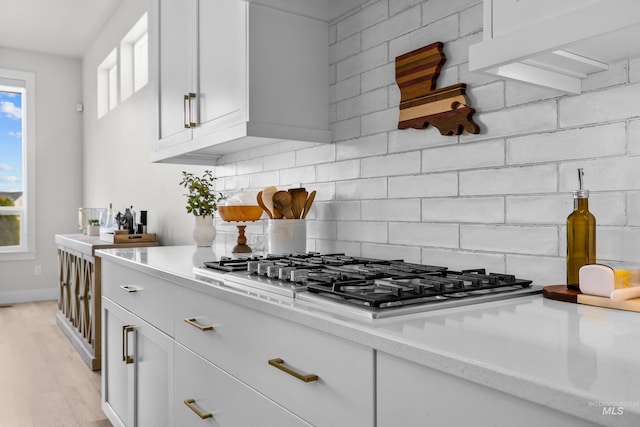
[566,168,596,290]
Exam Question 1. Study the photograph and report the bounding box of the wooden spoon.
[301,190,316,219]
[288,188,307,219]
[256,191,272,219]
[272,191,295,219]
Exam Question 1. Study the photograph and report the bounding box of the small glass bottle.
[566,168,596,290]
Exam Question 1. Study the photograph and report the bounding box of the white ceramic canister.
[266,219,306,254]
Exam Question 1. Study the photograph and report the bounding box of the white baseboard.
[0,288,58,305]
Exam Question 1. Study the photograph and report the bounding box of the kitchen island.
[97,245,640,427]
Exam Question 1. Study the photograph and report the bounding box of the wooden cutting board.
[542,285,640,313]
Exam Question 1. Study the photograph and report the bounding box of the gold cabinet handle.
[188,92,196,127]
[268,358,318,383]
[119,285,137,293]
[122,325,134,364]
[184,398,212,419]
[183,94,190,128]
[184,317,213,331]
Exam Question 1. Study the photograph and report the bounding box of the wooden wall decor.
[396,41,480,136]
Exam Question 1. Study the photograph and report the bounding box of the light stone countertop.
[96,245,640,427]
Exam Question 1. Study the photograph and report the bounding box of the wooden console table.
[55,234,159,370]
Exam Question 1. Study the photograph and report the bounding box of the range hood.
[469,0,640,94]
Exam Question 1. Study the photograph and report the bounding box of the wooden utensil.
[262,186,278,219]
[272,191,295,219]
[256,191,272,219]
[288,188,307,219]
[301,190,316,219]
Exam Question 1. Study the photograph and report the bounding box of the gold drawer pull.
[122,325,134,364]
[184,317,213,331]
[119,285,137,293]
[184,398,213,419]
[268,358,318,383]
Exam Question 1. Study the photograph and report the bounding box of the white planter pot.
[193,215,216,247]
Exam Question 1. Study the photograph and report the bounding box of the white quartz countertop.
[96,245,640,427]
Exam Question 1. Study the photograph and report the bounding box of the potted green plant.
[179,170,225,246]
[87,218,100,236]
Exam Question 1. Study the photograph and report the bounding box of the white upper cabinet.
[150,0,330,164]
[469,0,640,94]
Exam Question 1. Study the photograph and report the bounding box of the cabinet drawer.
[175,287,374,427]
[174,343,310,427]
[102,261,175,336]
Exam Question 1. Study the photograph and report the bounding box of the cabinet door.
[102,297,174,427]
[194,0,246,138]
[174,343,311,427]
[156,0,196,147]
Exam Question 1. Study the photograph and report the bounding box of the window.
[97,48,118,118]
[120,12,148,102]
[0,68,35,259]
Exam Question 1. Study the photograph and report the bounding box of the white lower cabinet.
[102,297,173,427]
[376,351,599,427]
[174,342,311,426]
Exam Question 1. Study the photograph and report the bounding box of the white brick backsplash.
[206,0,640,288]
[248,171,279,189]
[389,222,459,247]
[307,219,337,240]
[278,166,316,187]
[630,119,640,155]
[423,197,504,223]
[582,61,628,93]
[362,151,421,178]
[460,3,482,36]
[336,177,388,200]
[507,123,626,165]
[361,108,399,136]
[461,225,558,256]
[337,44,388,82]
[421,248,506,272]
[389,14,459,59]
[507,255,565,286]
[336,133,388,161]
[330,33,361,64]
[422,139,505,172]
[337,88,388,121]
[388,128,456,153]
[296,144,335,167]
[475,101,557,139]
[361,63,395,92]
[389,172,458,197]
[314,201,361,221]
[505,80,564,107]
[336,1,389,41]
[363,199,421,221]
[337,220,388,243]
[317,159,361,182]
[597,227,640,263]
[263,151,295,171]
[332,75,361,103]
[362,6,421,50]
[559,157,640,192]
[363,243,422,263]
[468,81,504,112]
[460,164,557,196]
[629,192,640,226]
[332,117,361,141]
[560,83,640,128]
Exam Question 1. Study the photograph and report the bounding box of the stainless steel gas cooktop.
[193,253,541,318]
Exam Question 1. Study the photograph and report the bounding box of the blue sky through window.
[0,88,23,193]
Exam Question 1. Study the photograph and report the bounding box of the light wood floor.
[0,300,111,427]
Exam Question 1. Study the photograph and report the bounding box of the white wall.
[81,0,640,288]
[0,47,82,303]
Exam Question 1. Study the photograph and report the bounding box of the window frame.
[0,68,36,260]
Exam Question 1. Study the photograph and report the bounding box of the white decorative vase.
[192,215,216,247]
